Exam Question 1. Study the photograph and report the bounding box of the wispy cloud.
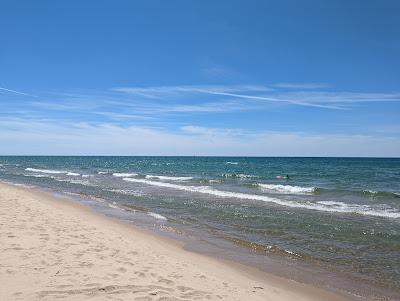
[0,86,37,97]
[111,85,273,98]
[113,84,400,110]
[271,83,330,89]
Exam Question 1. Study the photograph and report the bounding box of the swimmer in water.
[276,175,289,179]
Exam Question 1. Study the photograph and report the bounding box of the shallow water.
[1,156,399,299]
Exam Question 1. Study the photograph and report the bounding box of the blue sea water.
[1,156,399,298]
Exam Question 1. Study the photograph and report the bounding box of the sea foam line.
[122,178,400,219]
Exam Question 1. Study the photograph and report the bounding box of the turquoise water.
[1,156,399,298]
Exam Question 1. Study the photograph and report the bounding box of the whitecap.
[145,175,192,181]
[113,172,138,177]
[67,172,80,176]
[25,168,65,174]
[26,168,80,176]
[148,212,167,220]
[257,183,316,194]
[108,202,119,209]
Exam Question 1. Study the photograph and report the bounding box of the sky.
[1,0,400,156]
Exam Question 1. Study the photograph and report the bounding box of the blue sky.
[1,0,399,156]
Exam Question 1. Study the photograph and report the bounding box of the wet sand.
[0,182,351,301]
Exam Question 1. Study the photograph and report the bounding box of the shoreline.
[0,182,352,301]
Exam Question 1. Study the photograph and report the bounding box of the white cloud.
[0,119,398,157]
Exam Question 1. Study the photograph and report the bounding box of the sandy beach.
[0,182,351,301]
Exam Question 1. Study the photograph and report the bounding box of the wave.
[222,235,303,258]
[112,172,138,177]
[222,173,256,179]
[25,168,65,174]
[257,183,316,195]
[98,171,108,174]
[148,212,167,220]
[226,161,238,165]
[315,201,400,218]
[67,172,80,176]
[145,175,193,181]
[26,168,80,176]
[108,202,119,209]
[23,172,97,187]
[122,178,400,219]
[362,190,400,198]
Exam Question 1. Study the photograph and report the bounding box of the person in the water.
[276,175,289,179]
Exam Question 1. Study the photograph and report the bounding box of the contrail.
[0,87,37,97]
[193,89,346,110]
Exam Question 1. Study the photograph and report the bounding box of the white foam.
[123,178,400,219]
[315,201,400,218]
[257,183,316,194]
[26,168,80,176]
[145,175,193,181]
[98,171,108,174]
[148,212,167,220]
[67,172,80,176]
[113,172,138,177]
[222,173,256,179]
[226,161,238,165]
[25,168,64,174]
[108,202,119,209]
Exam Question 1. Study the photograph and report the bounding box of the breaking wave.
[257,183,316,195]
[122,178,400,218]
[145,175,193,181]
[148,212,167,220]
[112,172,138,177]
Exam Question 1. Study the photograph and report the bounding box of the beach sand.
[0,182,350,301]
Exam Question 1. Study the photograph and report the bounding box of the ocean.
[1,156,399,299]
